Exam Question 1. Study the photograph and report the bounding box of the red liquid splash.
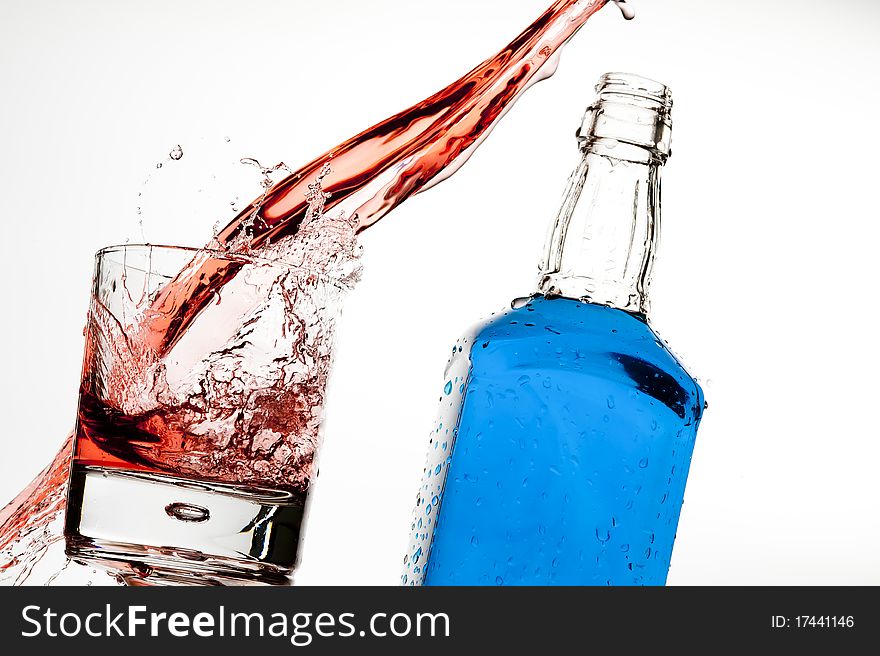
[1,0,626,585]
[145,0,615,356]
[74,183,356,496]
[0,435,72,585]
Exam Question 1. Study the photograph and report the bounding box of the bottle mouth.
[578,72,673,161]
[595,72,673,113]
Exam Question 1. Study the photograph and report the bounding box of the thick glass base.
[65,466,306,586]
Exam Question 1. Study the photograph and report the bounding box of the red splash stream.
[144,0,618,356]
[0,436,72,584]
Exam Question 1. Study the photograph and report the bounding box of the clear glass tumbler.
[65,244,347,585]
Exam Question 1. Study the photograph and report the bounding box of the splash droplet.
[613,0,636,21]
[169,145,183,161]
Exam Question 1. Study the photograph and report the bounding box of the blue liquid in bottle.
[403,74,704,586]
[418,297,703,585]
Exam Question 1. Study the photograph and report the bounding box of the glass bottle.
[403,73,705,586]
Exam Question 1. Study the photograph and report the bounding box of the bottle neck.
[538,145,662,316]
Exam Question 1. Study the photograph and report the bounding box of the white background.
[1,0,879,585]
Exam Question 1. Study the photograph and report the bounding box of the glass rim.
[95,243,353,289]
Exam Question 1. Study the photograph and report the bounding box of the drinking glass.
[65,244,347,585]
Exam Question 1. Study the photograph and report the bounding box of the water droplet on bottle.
[638,457,649,469]
[606,395,616,409]
[511,296,531,309]
[495,576,504,586]
[169,144,183,160]
[444,381,453,395]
